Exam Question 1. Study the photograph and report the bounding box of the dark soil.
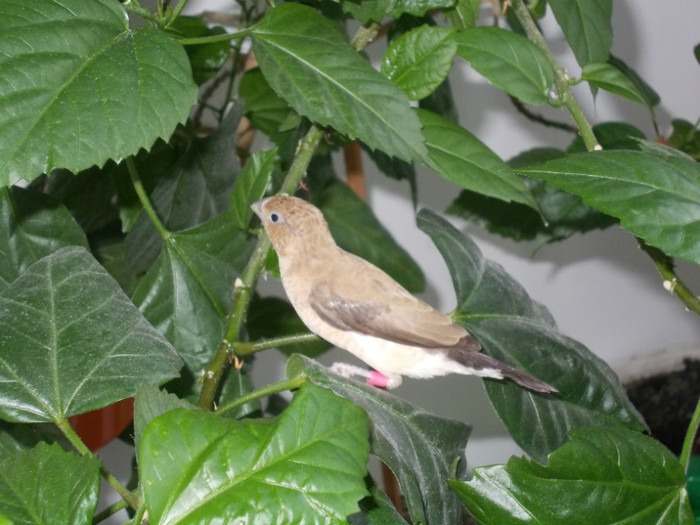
[625,358,700,455]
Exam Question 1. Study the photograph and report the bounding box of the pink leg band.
[367,370,389,389]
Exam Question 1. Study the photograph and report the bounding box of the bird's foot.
[329,363,401,389]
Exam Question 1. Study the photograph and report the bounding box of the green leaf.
[581,62,650,106]
[548,0,613,66]
[132,212,255,384]
[0,443,100,525]
[239,68,295,143]
[668,119,700,160]
[248,296,331,358]
[140,383,369,524]
[0,246,182,423]
[418,109,538,208]
[341,0,456,24]
[520,148,700,265]
[311,179,425,293]
[0,0,197,185]
[126,103,243,273]
[250,3,428,163]
[446,0,481,29]
[608,54,660,108]
[449,124,645,247]
[381,26,456,101]
[417,210,646,461]
[0,187,88,292]
[455,26,554,105]
[288,355,471,525]
[230,148,277,230]
[450,427,694,524]
[133,385,198,451]
[169,17,229,85]
[350,483,409,524]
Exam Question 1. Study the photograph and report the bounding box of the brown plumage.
[252,194,556,393]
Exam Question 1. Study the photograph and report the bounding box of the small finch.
[252,194,556,393]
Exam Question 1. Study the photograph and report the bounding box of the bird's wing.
[309,251,480,350]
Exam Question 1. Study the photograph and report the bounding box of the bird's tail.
[449,348,557,393]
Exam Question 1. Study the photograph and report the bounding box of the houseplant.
[0,0,699,523]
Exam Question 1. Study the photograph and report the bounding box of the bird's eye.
[269,212,280,224]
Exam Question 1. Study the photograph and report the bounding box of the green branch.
[178,29,249,47]
[197,20,380,411]
[55,419,140,511]
[232,333,322,357]
[509,0,600,152]
[216,375,306,417]
[639,240,700,316]
[681,395,700,474]
[126,157,170,240]
[196,126,324,411]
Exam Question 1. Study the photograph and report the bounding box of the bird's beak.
[251,198,266,221]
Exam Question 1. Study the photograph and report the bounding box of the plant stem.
[126,157,170,240]
[216,375,306,416]
[509,0,600,151]
[197,125,325,411]
[639,240,700,316]
[232,333,322,356]
[55,419,140,510]
[178,30,249,47]
[92,500,127,524]
[197,18,377,410]
[130,501,148,525]
[680,395,700,473]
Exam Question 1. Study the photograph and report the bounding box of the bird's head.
[252,195,335,257]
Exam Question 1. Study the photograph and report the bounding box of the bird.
[251,194,556,393]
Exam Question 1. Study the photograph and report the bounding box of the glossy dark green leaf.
[451,427,694,524]
[548,0,612,66]
[341,0,455,24]
[127,104,243,273]
[239,68,295,143]
[0,246,182,423]
[419,109,537,208]
[455,27,554,105]
[448,132,638,247]
[140,383,369,524]
[0,0,197,185]
[248,296,331,358]
[230,148,276,230]
[350,484,409,524]
[0,443,100,525]
[382,26,456,101]
[520,147,700,265]
[0,421,69,459]
[581,62,650,106]
[0,187,88,292]
[311,179,425,293]
[566,121,647,153]
[417,210,646,461]
[169,17,229,85]
[251,3,428,164]
[288,355,471,525]
[608,54,660,109]
[132,211,255,383]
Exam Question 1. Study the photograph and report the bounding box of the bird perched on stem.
[252,194,556,393]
